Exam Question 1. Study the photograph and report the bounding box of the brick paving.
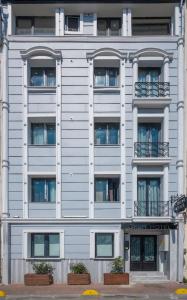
[0,282,186,297]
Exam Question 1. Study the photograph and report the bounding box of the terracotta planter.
[67,273,91,285]
[24,273,53,286]
[104,273,129,285]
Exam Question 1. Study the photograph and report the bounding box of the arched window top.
[20,46,62,60]
[87,48,127,60]
[129,48,173,62]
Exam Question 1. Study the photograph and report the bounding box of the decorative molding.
[20,46,62,60]
[129,48,173,61]
[87,48,127,60]
[132,158,171,165]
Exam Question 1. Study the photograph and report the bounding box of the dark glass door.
[130,235,157,271]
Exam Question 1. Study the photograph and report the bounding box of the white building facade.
[0,0,185,283]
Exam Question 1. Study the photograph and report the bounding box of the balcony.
[134,201,170,217]
[135,82,170,98]
[134,142,169,158]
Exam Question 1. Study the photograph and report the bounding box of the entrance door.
[130,235,157,271]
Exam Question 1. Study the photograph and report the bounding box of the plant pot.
[104,273,129,285]
[24,273,53,286]
[67,273,91,285]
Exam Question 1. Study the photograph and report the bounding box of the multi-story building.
[0,0,185,284]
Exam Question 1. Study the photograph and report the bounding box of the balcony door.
[130,235,157,271]
[138,68,161,97]
[137,178,160,216]
[138,123,161,157]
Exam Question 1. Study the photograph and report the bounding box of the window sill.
[94,87,120,94]
[95,201,120,204]
[94,144,120,147]
[28,144,56,147]
[65,31,83,35]
[92,257,115,260]
[25,258,62,261]
[28,86,56,93]
[30,202,56,204]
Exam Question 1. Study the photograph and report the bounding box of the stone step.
[130,272,168,283]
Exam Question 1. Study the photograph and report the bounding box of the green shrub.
[111,256,124,273]
[183,276,187,283]
[70,262,88,274]
[32,262,54,275]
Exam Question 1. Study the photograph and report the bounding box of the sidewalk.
[0,282,186,298]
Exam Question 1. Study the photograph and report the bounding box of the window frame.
[31,233,60,258]
[23,229,64,260]
[94,122,120,145]
[31,177,56,203]
[97,18,122,36]
[94,67,119,88]
[94,177,120,203]
[30,67,56,87]
[65,14,83,34]
[31,122,56,145]
[95,232,114,258]
[16,16,55,36]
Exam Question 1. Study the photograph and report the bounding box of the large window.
[16,17,55,35]
[31,123,56,145]
[95,123,119,145]
[94,68,119,87]
[31,233,60,258]
[132,18,171,36]
[95,233,114,258]
[65,15,80,32]
[30,67,56,87]
[97,18,121,36]
[95,178,120,202]
[31,178,56,203]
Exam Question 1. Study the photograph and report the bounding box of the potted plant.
[24,262,54,286]
[67,262,91,285]
[104,256,129,285]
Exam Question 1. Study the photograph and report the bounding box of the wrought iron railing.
[134,201,170,217]
[134,142,169,158]
[135,82,170,98]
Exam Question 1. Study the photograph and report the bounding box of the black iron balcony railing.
[134,142,169,158]
[134,201,170,217]
[135,82,170,98]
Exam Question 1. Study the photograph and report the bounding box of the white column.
[1,221,9,284]
[88,59,94,219]
[164,106,169,143]
[178,220,185,282]
[2,38,9,218]
[122,9,128,36]
[56,59,62,218]
[23,59,28,219]
[93,13,97,36]
[133,106,138,147]
[132,165,137,218]
[59,8,65,36]
[7,4,12,35]
[177,38,184,195]
[133,57,138,98]
[163,57,169,83]
[55,8,60,36]
[174,5,180,36]
[164,165,168,203]
[121,58,126,219]
[127,8,132,36]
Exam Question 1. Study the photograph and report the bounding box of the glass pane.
[110,19,121,36]
[108,178,119,202]
[95,179,107,202]
[31,124,44,145]
[47,179,56,202]
[30,68,44,86]
[137,179,147,216]
[94,68,106,87]
[95,123,107,144]
[46,68,56,87]
[34,17,55,35]
[32,179,45,202]
[49,234,60,257]
[97,19,107,36]
[96,233,113,257]
[108,68,118,87]
[33,234,45,257]
[144,237,155,261]
[16,18,32,35]
[108,123,119,144]
[47,124,56,144]
[66,16,80,31]
[133,23,170,36]
[131,236,141,261]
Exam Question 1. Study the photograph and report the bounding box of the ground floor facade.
[1,220,184,284]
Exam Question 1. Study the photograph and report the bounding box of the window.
[31,178,56,203]
[65,15,80,32]
[31,123,56,145]
[132,18,171,36]
[31,233,60,258]
[16,17,55,35]
[30,68,56,87]
[97,18,121,36]
[95,233,114,258]
[95,123,119,145]
[137,68,161,97]
[94,68,119,87]
[95,178,120,202]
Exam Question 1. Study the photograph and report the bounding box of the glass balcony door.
[138,68,161,97]
[138,123,161,157]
